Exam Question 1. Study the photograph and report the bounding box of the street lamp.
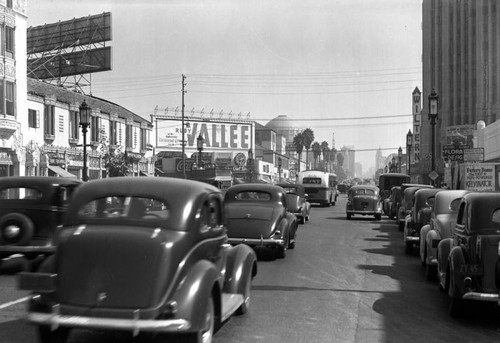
[247,148,254,182]
[196,134,204,169]
[428,89,439,185]
[278,157,282,183]
[79,100,91,181]
[398,146,402,173]
[406,129,413,176]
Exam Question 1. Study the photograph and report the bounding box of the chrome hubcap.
[4,225,20,239]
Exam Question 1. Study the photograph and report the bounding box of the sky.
[27,0,422,174]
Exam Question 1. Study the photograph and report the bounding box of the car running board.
[221,293,244,322]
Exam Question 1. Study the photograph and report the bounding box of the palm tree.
[302,128,314,170]
[320,141,329,171]
[312,142,321,169]
[293,132,304,172]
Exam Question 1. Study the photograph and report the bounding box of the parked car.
[387,186,402,220]
[419,190,469,280]
[436,192,500,317]
[346,185,382,220]
[397,184,433,231]
[403,188,442,254]
[277,183,311,224]
[0,176,82,269]
[224,183,298,258]
[19,177,257,343]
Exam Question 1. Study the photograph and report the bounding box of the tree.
[302,128,314,170]
[293,132,304,172]
[312,142,321,169]
[320,141,329,171]
[99,130,131,177]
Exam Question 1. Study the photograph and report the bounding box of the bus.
[297,170,338,206]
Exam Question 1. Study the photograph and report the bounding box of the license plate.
[459,264,482,276]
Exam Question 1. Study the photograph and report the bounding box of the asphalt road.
[2,194,500,342]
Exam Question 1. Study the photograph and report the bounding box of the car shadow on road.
[357,220,500,342]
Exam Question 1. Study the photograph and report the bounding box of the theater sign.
[155,116,254,151]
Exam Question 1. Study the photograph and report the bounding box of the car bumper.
[0,245,55,258]
[346,210,381,215]
[404,236,420,243]
[462,292,500,303]
[227,237,284,247]
[25,310,190,336]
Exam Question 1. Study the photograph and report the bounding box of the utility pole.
[182,74,186,178]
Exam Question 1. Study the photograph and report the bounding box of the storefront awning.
[48,165,76,178]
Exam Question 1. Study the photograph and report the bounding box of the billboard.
[155,117,253,151]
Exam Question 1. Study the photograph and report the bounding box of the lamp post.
[391,156,396,172]
[398,146,402,173]
[428,89,439,186]
[79,100,91,182]
[278,157,282,184]
[196,134,204,169]
[247,148,254,182]
[406,129,413,176]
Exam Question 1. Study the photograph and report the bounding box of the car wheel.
[186,296,215,343]
[276,234,288,259]
[346,213,351,220]
[448,270,465,318]
[374,214,381,221]
[0,213,35,246]
[405,241,413,255]
[38,326,70,343]
[398,221,404,232]
[305,215,309,222]
[299,216,306,224]
[426,264,438,282]
[236,273,252,315]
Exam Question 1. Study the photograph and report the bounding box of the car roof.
[224,183,285,200]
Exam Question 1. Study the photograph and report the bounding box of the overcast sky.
[27,0,422,173]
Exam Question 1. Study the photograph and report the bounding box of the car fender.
[425,228,441,264]
[448,245,467,298]
[437,238,453,287]
[419,224,431,262]
[172,260,221,331]
[223,244,257,295]
[285,213,298,238]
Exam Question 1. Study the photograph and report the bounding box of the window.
[5,26,14,55]
[91,116,100,142]
[69,110,79,140]
[5,81,14,115]
[0,187,42,200]
[28,109,40,128]
[6,0,12,8]
[141,128,147,150]
[126,124,133,148]
[44,104,55,136]
[109,121,117,145]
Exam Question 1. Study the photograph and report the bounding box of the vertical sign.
[412,89,421,164]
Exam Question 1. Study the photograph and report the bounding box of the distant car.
[419,190,469,281]
[387,186,402,220]
[277,183,311,224]
[0,176,82,269]
[346,185,382,220]
[403,188,442,254]
[224,184,298,258]
[397,184,434,231]
[19,177,257,343]
[437,192,500,317]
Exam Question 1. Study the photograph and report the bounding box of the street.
[2,194,500,343]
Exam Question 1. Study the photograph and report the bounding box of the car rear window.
[0,187,42,200]
[303,178,321,184]
[77,196,169,222]
[281,187,297,194]
[354,189,375,195]
[235,191,271,201]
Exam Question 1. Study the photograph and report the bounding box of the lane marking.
[0,296,30,310]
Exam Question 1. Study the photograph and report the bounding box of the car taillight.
[476,237,481,257]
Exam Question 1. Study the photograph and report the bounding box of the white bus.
[297,170,338,206]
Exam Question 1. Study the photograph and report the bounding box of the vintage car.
[0,176,82,268]
[419,190,469,281]
[224,183,298,258]
[403,188,442,254]
[346,185,382,221]
[387,186,402,220]
[277,183,311,224]
[436,192,500,317]
[19,177,257,343]
[397,184,434,231]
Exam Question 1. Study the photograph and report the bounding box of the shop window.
[126,124,133,148]
[28,109,40,128]
[91,116,100,142]
[141,128,147,151]
[5,81,14,115]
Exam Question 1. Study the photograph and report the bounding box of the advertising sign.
[464,164,495,191]
[446,125,474,148]
[156,118,253,150]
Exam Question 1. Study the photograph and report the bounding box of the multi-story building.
[420,0,500,184]
[26,78,154,179]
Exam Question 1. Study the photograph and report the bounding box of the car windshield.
[235,191,271,201]
[77,196,169,223]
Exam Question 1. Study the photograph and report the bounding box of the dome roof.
[265,115,300,129]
